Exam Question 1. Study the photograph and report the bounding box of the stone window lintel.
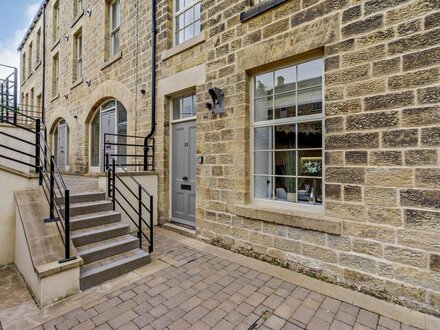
[227,204,341,235]
[240,0,289,23]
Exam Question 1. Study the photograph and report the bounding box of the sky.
[0,0,41,78]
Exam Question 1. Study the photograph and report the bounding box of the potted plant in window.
[282,152,296,203]
[303,160,322,203]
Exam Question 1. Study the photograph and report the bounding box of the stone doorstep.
[156,227,440,330]
[227,204,341,235]
[35,257,84,278]
[161,222,197,239]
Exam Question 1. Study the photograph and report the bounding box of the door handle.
[182,176,188,181]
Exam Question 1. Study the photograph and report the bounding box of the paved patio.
[1,228,438,330]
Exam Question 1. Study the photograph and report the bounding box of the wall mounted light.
[65,35,69,42]
[85,79,92,87]
[86,8,92,16]
[206,87,225,114]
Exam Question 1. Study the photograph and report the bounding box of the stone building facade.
[19,0,440,315]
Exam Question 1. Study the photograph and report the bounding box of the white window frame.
[76,33,83,80]
[173,0,201,46]
[109,0,121,57]
[250,57,325,213]
[171,91,198,123]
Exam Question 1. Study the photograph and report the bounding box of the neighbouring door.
[101,109,116,170]
[172,120,196,226]
[57,122,67,170]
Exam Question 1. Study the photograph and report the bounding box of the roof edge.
[17,0,49,52]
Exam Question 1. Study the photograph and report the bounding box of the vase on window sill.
[287,192,296,203]
[309,179,317,204]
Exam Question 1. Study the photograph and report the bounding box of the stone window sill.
[51,39,60,52]
[101,51,122,70]
[71,78,83,90]
[71,10,84,28]
[27,72,33,79]
[21,78,26,86]
[226,204,341,235]
[161,32,206,61]
[240,0,289,22]
[34,61,42,71]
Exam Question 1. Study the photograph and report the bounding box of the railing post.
[138,185,142,249]
[64,189,70,260]
[106,153,110,197]
[143,144,147,171]
[149,195,153,253]
[35,119,40,173]
[112,158,116,211]
[49,156,55,220]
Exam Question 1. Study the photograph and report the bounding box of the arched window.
[53,119,69,170]
[89,100,127,172]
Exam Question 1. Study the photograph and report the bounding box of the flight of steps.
[61,191,150,290]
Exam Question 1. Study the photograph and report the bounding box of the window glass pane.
[298,150,322,176]
[254,97,273,122]
[117,102,127,165]
[254,127,272,150]
[255,72,273,98]
[254,176,272,200]
[176,14,184,31]
[297,86,322,116]
[275,151,296,176]
[275,124,296,150]
[274,92,296,119]
[182,95,193,117]
[274,67,296,94]
[298,59,322,89]
[275,177,296,202]
[254,152,272,175]
[102,101,116,111]
[176,0,185,11]
[173,93,197,120]
[298,121,322,149]
[298,178,322,205]
[184,8,193,26]
[194,20,201,35]
[91,115,100,167]
[113,30,120,54]
[184,25,194,41]
[194,3,201,20]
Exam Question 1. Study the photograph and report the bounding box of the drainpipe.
[144,0,157,171]
[41,1,47,125]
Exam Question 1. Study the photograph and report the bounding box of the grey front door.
[101,109,116,170]
[57,122,67,170]
[172,120,196,226]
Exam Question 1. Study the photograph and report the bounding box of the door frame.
[169,116,197,228]
[89,100,119,173]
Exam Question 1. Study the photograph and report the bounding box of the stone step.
[70,211,121,231]
[80,249,150,291]
[71,223,130,247]
[77,235,139,264]
[61,200,113,217]
[56,191,106,205]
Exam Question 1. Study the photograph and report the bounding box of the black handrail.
[104,133,154,171]
[105,153,154,253]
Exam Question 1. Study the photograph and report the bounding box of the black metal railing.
[1,104,43,125]
[105,153,154,253]
[0,64,18,112]
[0,108,75,263]
[104,133,155,171]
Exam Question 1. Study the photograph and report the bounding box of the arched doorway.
[53,119,69,171]
[89,100,127,172]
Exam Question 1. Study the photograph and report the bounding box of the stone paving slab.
[27,232,432,330]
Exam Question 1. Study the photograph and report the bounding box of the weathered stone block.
[326,167,365,184]
[421,127,440,146]
[402,106,440,128]
[404,149,438,166]
[372,57,401,77]
[368,207,402,227]
[405,209,440,232]
[325,117,344,133]
[364,91,414,111]
[326,133,379,150]
[415,169,440,189]
[263,222,288,237]
[263,19,289,39]
[402,46,440,71]
[388,68,440,90]
[325,151,344,165]
[326,99,362,116]
[401,189,440,209]
[303,244,337,263]
[369,151,403,166]
[382,129,418,148]
[326,201,366,221]
[342,5,361,24]
[325,55,340,72]
[366,168,413,187]
[344,185,362,202]
[250,231,273,247]
[345,151,368,165]
[274,237,301,254]
[395,265,440,291]
[341,45,385,67]
[386,0,440,25]
[425,11,440,30]
[356,28,395,48]
[328,235,351,251]
[384,245,428,268]
[339,253,377,273]
[364,0,411,15]
[325,39,354,55]
[343,221,395,243]
[364,187,398,207]
[353,238,383,257]
[326,184,342,200]
[342,14,383,38]
[397,18,422,36]
[388,28,440,56]
[346,111,399,131]
[418,86,440,104]
[346,79,386,97]
[430,254,440,272]
[325,86,344,101]
[325,64,370,85]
